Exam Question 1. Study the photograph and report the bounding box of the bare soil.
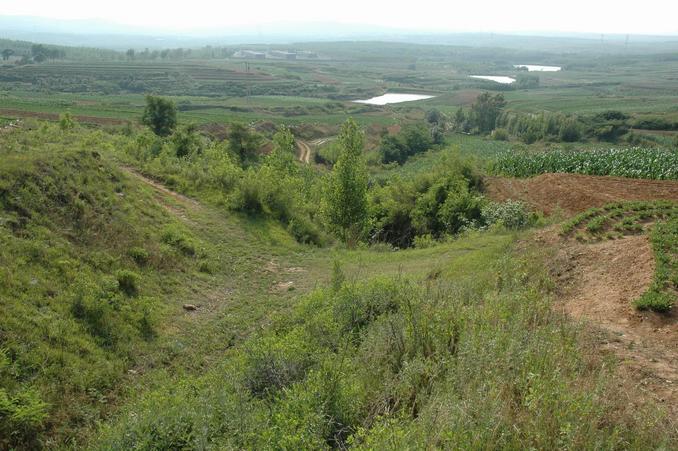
[485,173,678,215]
[297,139,312,164]
[540,229,678,418]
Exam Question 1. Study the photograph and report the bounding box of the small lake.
[469,75,516,84]
[514,64,561,72]
[354,93,435,105]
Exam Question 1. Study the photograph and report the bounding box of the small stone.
[183,304,197,311]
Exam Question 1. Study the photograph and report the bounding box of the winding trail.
[296,139,312,164]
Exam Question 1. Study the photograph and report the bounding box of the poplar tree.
[324,118,368,247]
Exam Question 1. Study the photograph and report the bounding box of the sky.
[3,0,678,35]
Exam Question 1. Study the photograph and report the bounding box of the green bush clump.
[369,157,484,247]
[491,128,509,141]
[634,292,674,312]
[116,269,140,297]
[481,200,534,229]
[0,386,49,449]
[128,246,149,265]
[161,225,197,256]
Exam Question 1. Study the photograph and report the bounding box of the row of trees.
[454,92,634,143]
[125,48,193,61]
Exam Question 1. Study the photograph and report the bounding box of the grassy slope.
[1,124,675,448]
[0,124,326,447]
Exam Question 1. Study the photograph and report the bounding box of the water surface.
[354,93,435,105]
[469,75,516,84]
[514,64,561,72]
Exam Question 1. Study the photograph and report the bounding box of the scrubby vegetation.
[95,243,672,449]
[0,124,215,447]
[2,33,678,449]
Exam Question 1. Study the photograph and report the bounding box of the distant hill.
[2,15,678,51]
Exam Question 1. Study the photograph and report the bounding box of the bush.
[491,128,509,141]
[369,158,483,247]
[116,270,140,297]
[634,292,674,312]
[243,331,318,397]
[161,226,197,256]
[481,200,534,229]
[128,247,149,265]
[0,388,48,449]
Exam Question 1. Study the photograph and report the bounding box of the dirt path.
[297,140,312,164]
[120,165,201,223]
[485,173,678,215]
[542,229,678,416]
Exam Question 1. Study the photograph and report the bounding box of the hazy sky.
[4,0,678,34]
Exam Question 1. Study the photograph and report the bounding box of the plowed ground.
[484,173,678,215]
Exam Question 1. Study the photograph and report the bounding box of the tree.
[454,107,466,131]
[126,49,135,60]
[267,126,296,172]
[141,95,177,137]
[515,73,540,89]
[1,49,14,61]
[59,112,76,130]
[171,124,202,157]
[324,118,368,247]
[426,109,443,126]
[470,92,506,133]
[228,123,263,164]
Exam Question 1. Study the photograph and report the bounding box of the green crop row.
[560,201,677,312]
[493,147,678,180]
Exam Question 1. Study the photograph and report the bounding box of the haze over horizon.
[3,0,678,36]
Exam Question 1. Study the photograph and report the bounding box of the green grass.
[93,231,674,449]
[0,121,675,448]
[0,123,323,446]
[636,217,678,312]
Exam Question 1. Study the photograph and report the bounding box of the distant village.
[232,49,319,60]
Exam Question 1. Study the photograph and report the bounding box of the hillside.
[1,30,678,449]
[0,121,675,448]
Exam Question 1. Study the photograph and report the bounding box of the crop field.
[561,201,678,312]
[3,40,678,129]
[493,147,678,180]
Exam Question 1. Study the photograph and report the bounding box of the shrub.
[481,200,534,229]
[59,112,76,130]
[243,331,318,397]
[0,388,49,449]
[161,226,197,256]
[413,234,437,248]
[491,128,509,141]
[116,269,140,297]
[634,292,674,313]
[128,246,149,265]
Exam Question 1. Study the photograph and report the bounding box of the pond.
[469,75,516,84]
[514,64,561,72]
[354,93,435,105]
